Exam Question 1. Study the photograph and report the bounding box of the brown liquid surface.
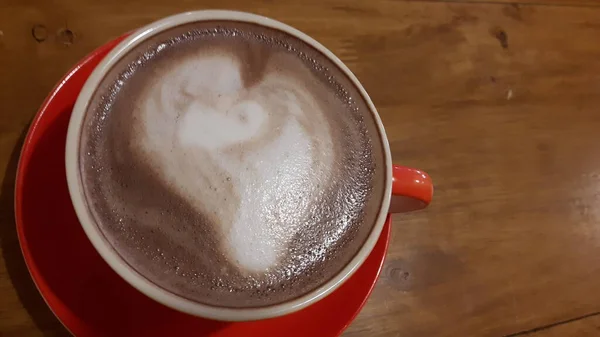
[79,21,386,308]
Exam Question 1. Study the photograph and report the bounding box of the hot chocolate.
[78,21,386,307]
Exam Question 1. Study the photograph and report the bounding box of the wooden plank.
[2,1,600,336]
[343,2,600,336]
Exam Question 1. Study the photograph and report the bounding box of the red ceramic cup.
[65,10,433,322]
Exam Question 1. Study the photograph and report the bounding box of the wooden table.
[2,0,600,336]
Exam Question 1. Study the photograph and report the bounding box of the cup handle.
[390,165,433,213]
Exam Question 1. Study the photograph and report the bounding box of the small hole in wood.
[490,27,509,49]
[57,28,75,46]
[31,24,48,43]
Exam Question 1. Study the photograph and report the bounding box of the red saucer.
[14,35,391,337]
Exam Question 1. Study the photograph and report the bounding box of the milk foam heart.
[135,51,333,273]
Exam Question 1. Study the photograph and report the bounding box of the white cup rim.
[65,10,392,321]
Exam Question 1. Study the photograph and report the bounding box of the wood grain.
[2,0,600,336]
[527,314,600,336]
[420,1,600,7]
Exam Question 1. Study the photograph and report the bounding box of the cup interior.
[65,10,393,321]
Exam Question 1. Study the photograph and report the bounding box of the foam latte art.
[137,52,334,273]
[80,22,386,307]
